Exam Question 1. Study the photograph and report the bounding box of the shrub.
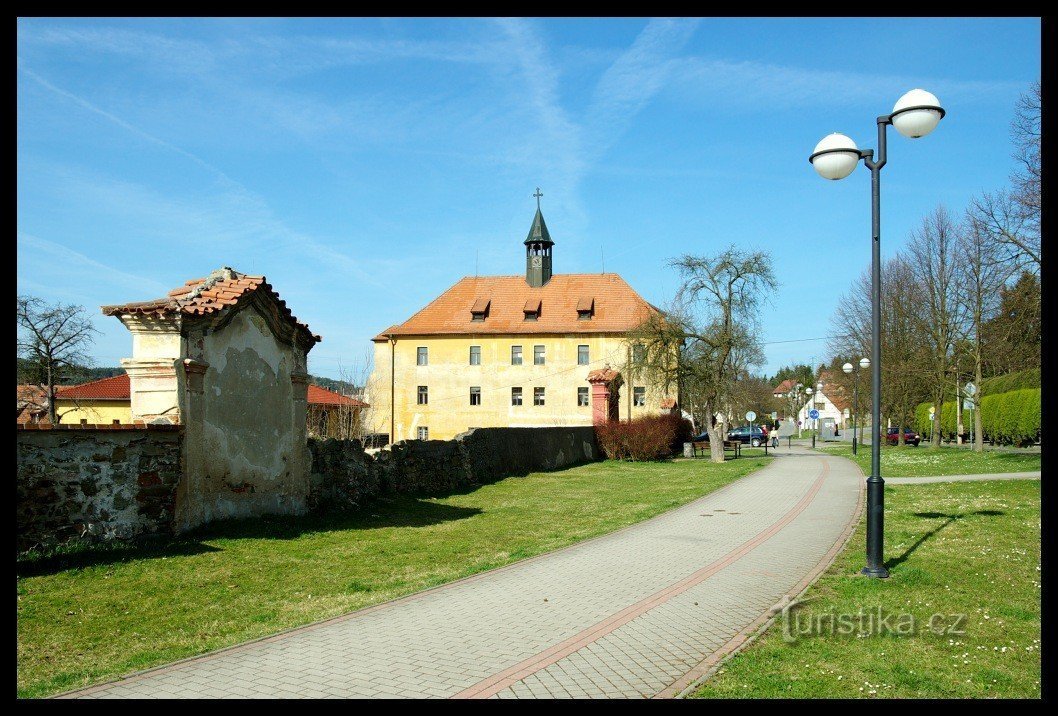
[980,367,1041,396]
[595,413,684,461]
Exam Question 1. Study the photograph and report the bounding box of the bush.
[595,413,686,461]
[981,367,1041,396]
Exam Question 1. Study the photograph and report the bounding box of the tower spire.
[524,187,554,287]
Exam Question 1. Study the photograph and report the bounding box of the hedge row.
[980,367,1040,395]
[914,387,1040,445]
[595,413,693,461]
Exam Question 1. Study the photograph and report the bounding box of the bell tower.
[524,187,554,287]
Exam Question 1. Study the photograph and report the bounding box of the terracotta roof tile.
[55,374,130,401]
[374,274,657,339]
[101,268,319,345]
[307,384,369,407]
[773,378,797,394]
[50,374,369,409]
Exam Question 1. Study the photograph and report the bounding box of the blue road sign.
[809,409,820,420]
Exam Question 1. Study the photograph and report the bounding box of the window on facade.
[577,345,589,365]
[470,386,481,406]
[417,385,428,405]
[534,387,546,406]
[469,345,481,365]
[417,346,428,366]
[633,387,646,407]
[632,343,645,364]
[578,387,589,407]
[417,426,429,440]
[511,345,523,365]
[511,387,523,406]
[534,345,545,365]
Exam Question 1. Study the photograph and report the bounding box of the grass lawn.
[692,479,1041,698]
[818,443,1041,477]
[17,456,767,698]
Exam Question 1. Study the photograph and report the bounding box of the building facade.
[367,204,674,443]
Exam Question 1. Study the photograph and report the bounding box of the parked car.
[885,427,921,446]
[691,432,710,443]
[727,426,767,447]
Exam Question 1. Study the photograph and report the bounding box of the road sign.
[963,399,974,410]
[964,382,977,397]
[771,412,778,420]
[809,409,820,420]
[745,411,757,422]
[929,406,935,416]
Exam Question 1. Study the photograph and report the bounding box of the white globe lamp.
[891,89,945,139]
[809,133,861,180]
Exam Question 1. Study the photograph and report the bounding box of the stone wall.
[17,424,183,553]
[308,426,599,510]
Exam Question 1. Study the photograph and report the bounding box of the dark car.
[691,432,711,443]
[885,427,921,447]
[727,426,767,447]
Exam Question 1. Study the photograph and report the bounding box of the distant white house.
[796,371,851,431]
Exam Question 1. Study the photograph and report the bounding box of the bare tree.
[1011,80,1041,241]
[631,247,777,462]
[830,257,929,443]
[906,206,967,446]
[957,210,1010,451]
[969,81,1041,272]
[16,296,99,424]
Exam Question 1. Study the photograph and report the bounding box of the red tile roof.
[53,373,365,408]
[16,385,50,423]
[373,273,659,340]
[101,267,320,346]
[772,378,797,395]
[307,384,368,408]
[55,374,130,401]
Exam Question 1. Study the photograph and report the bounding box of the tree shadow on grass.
[884,509,1005,571]
[17,498,482,578]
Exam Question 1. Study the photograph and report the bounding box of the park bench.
[691,440,742,459]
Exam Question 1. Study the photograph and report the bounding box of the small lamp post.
[815,381,824,447]
[804,386,813,441]
[843,358,870,455]
[809,89,945,579]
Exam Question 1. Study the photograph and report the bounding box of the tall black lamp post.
[809,89,945,579]
[843,357,870,455]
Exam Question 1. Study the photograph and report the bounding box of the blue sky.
[17,17,1040,380]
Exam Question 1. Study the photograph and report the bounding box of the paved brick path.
[62,447,861,699]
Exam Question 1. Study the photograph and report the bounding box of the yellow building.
[49,373,366,431]
[53,374,133,425]
[368,202,674,442]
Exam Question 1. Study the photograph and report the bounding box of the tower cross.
[533,187,543,209]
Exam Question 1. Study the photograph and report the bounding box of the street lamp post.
[804,386,813,440]
[816,381,824,447]
[809,89,945,579]
[843,357,870,455]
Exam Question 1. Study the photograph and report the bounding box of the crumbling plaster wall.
[176,306,311,530]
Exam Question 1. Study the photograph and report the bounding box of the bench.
[723,440,741,458]
[691,440,742,458]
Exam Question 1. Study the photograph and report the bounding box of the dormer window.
[577,296,594,320]
[471,298,490,322]
[523,298,541,322]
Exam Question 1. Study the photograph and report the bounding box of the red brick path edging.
[658,456,867,698]
[452,460,831,699]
